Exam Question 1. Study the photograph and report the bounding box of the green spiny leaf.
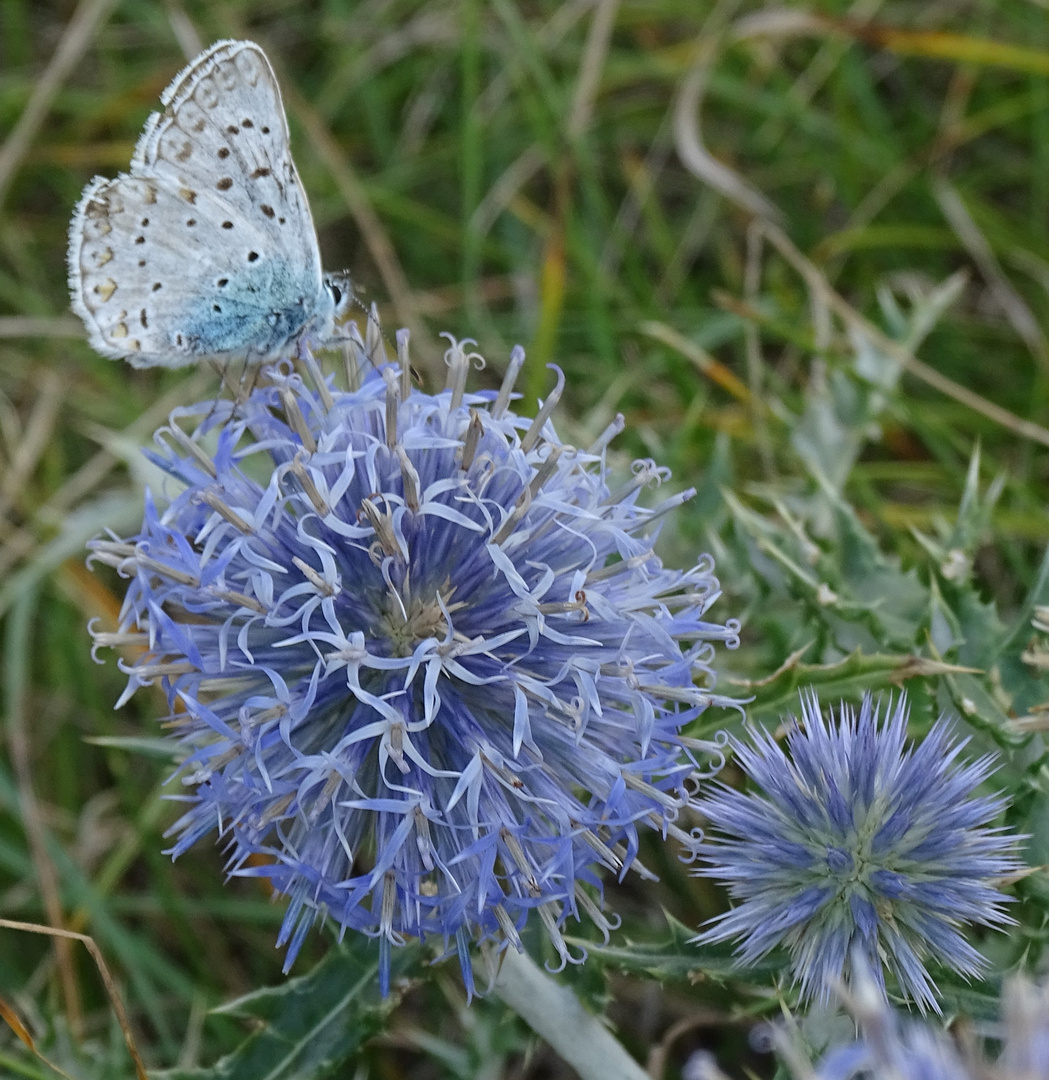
[152,938,421,1080]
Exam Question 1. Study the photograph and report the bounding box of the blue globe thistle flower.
[993,974,1049,1078]
[688,955,1049,1080]
[806,957,1049,1080]
[815,1025,968,1080]
[810,954,971,1080]
[89,330,738,992]
[694,690,1022,1013]
[686,1009,970,1080]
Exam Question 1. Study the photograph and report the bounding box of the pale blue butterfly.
[68,39,349,369]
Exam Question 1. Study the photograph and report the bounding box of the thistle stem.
[491,948,647,1080]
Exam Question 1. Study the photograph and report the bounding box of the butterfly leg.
[198,359,235,431]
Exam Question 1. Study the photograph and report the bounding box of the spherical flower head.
[811,952,972,1080]
[89,331,739,993]
[694,689,1023,1013]
[995,974,1049,1078]
[815,1025,969,1080]
[814,955,1049,1080]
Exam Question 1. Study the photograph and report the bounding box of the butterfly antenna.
[365,300,421,390]
[346,290,401,378]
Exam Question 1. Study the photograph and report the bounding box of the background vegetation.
[2,0,1049,1076]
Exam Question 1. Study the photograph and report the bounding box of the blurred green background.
[3,1,1049,1076]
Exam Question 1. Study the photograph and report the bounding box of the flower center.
[377,586,455,656]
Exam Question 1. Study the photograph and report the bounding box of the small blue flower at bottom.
[811,955,970,1080]
[694,690,1023,1013]
[809,955,1049,1080]
[687,954,1049,1079]
[88,330,739,993]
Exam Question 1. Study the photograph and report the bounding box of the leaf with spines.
[153,938,420,1080]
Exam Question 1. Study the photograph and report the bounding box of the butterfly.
[67,39,350,369]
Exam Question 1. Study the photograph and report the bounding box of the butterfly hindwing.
[68,170,318,368]
[68,39,329,368]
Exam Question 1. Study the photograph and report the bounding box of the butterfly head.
[323,274,353,323]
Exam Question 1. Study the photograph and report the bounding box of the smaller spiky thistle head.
[89,328,739,992]
[782,955,1049,1080]
[694,690,1023,1012]
[810,952,971,1080]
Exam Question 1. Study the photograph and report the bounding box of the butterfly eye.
[328,282,342,306]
